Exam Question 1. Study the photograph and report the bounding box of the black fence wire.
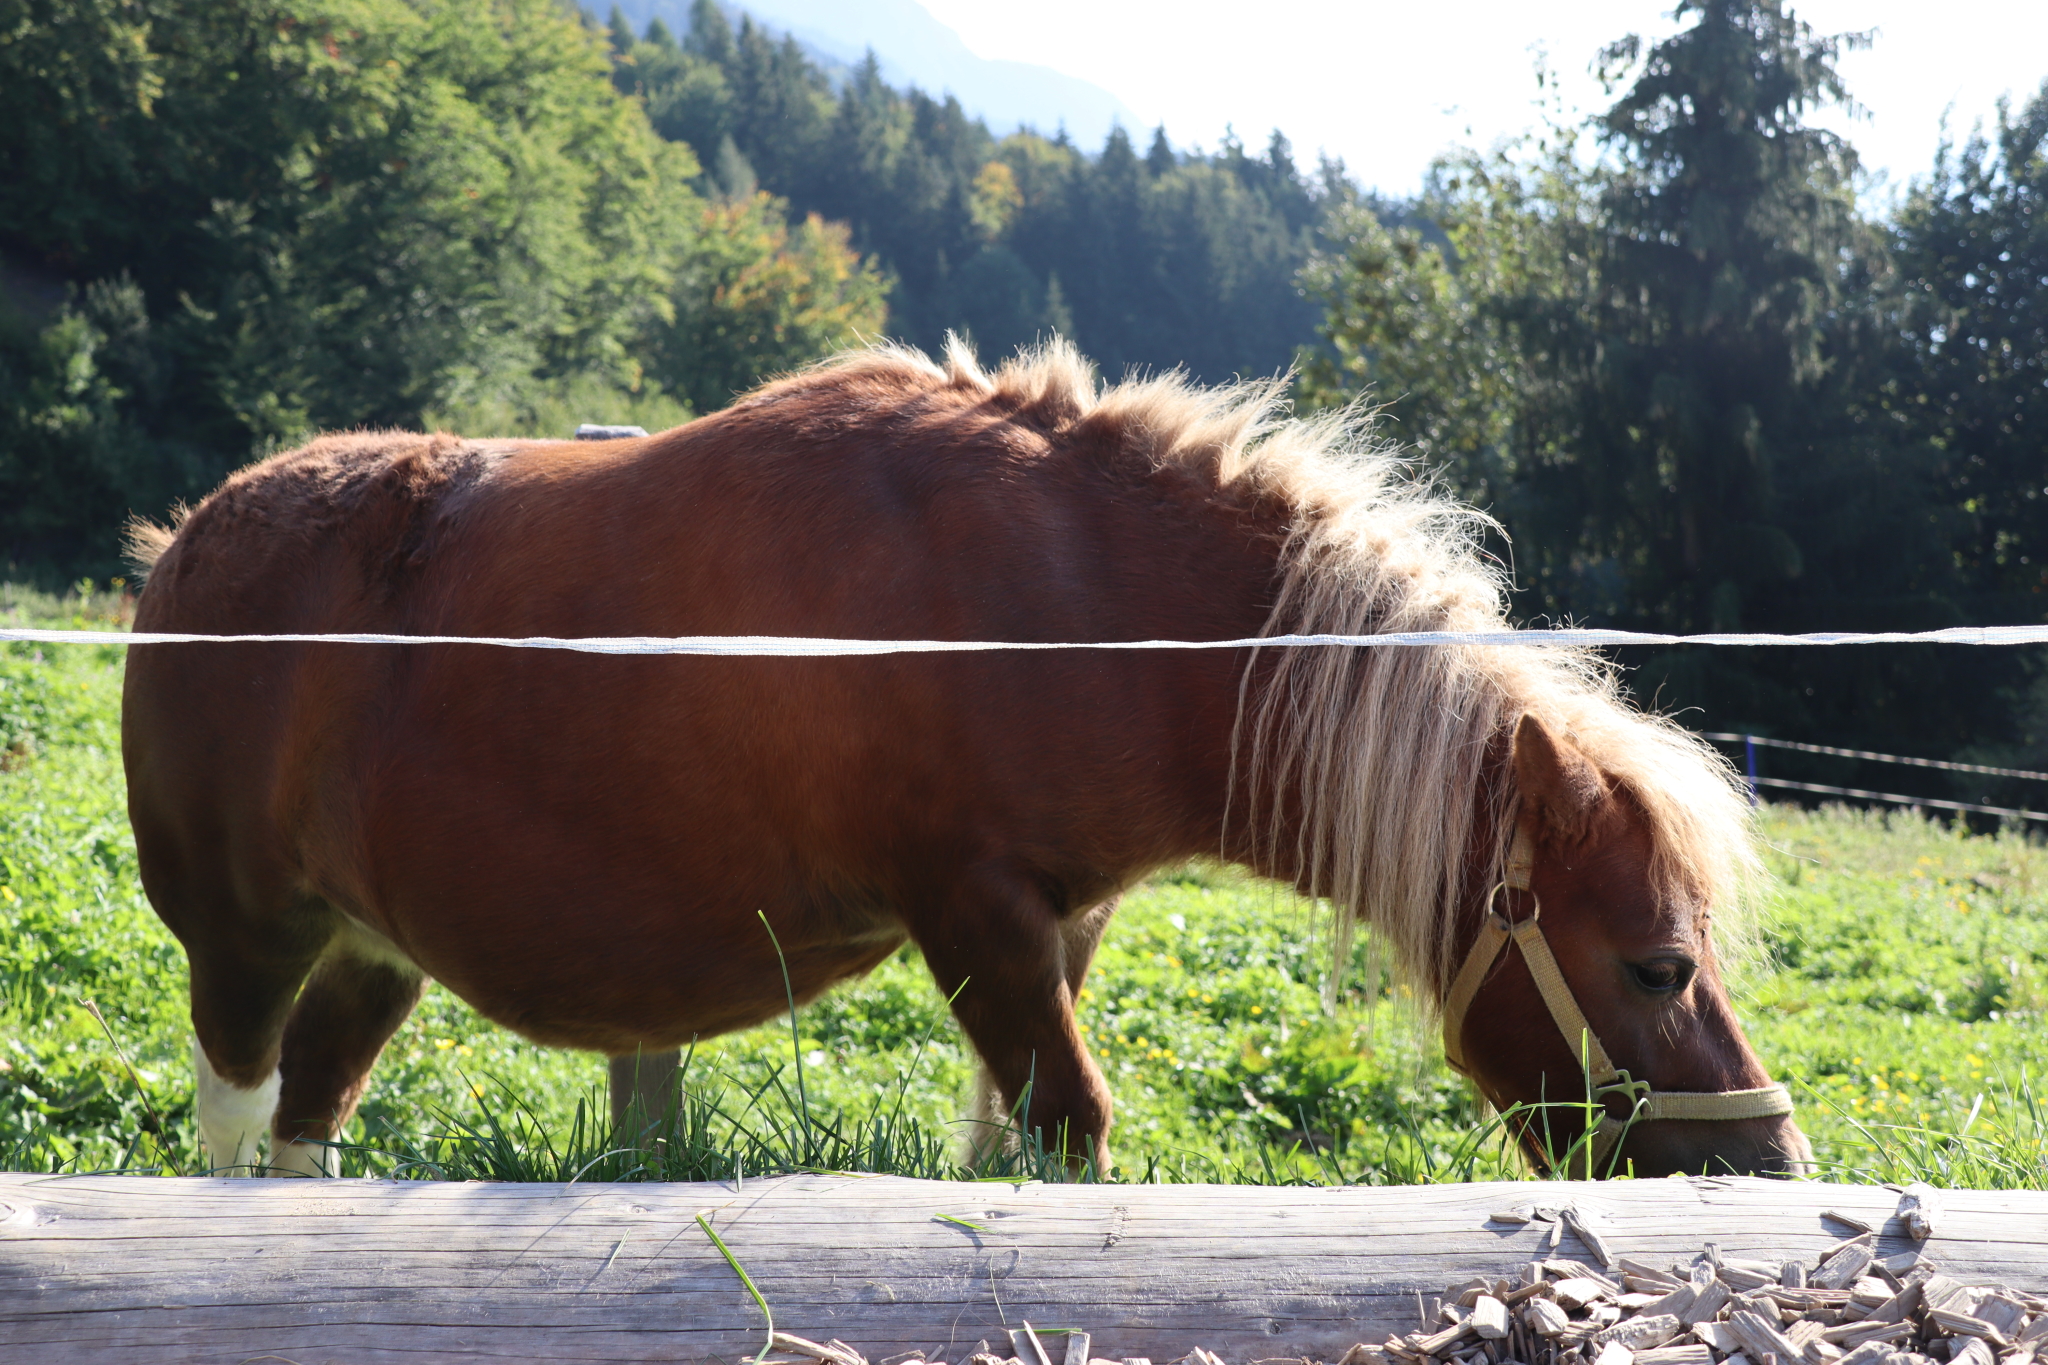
[1702,733,2047,824]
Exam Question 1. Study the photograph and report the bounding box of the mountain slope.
[612,0,1138,148]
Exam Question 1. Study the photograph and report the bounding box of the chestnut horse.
[123,341,1809,1178]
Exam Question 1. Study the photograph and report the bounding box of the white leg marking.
[268,1138,339,1178]
[193,1037,278,1176]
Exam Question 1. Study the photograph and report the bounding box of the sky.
[913,0,2048,202]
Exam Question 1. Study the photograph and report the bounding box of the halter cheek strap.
[1439,823,1795,1175]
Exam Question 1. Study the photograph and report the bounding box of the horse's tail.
[122,504,190,585]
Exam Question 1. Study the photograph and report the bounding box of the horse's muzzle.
[1616,1112,1815,1178]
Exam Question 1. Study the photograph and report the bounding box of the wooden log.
[2,1173,2045,1364]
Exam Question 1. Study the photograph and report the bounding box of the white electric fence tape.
[7,624,2048,653]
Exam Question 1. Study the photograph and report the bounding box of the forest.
[1,0,2044,779]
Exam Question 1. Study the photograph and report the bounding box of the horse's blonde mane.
[785,338,1762,999]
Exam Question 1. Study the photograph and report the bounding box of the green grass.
[3,580,2045,1185]
[1740,808,2048,1185]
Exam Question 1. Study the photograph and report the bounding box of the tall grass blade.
[79,997,183,1176]
[697,1211,773,1363]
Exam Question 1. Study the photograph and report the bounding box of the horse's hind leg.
[184,917,334,1175]
[269,931,426,1177]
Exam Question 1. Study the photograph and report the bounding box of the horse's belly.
[350,830,911,1053]
[435,927,909,1053]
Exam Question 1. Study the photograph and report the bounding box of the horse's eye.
[1629,958,1695,994]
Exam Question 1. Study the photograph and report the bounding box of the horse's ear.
[1512,713,1610,843]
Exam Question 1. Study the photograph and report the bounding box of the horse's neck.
[1226,701,1516,998]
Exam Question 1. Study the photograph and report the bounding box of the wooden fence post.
[608,1047,683,1132]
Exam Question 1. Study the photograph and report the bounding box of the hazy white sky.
[915,1,2048,201]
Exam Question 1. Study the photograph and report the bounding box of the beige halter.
[1440,823,1795,1175]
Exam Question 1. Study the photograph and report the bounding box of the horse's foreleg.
[923,871,1115,1177]
[269,942,426,1177]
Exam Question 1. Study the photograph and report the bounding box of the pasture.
[4,583,2045,1187]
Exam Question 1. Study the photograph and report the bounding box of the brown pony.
[122,340,1809,1179]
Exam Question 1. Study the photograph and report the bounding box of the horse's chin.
[1614,1115,1816,1179]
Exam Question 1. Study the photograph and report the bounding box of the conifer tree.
[1303,0,2014,758]
[684,0,734,65]
[1562,0,1872,633]
[1145,126,1175,176]
[1508,0,2005,747]
[1893,84,2048,617]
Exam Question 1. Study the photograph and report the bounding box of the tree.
[1145,126,1175,177]
[682,0,733,66]
[1299,154,1591,516]
[1557,0,1879,633]
[651,194,889,413]
[1301,0,2018,768]
[1893,86,2048,619]
[1884,83,2048,778]
[0,0,884,578]
[0,0,163,266]
[1551,0,2024,756]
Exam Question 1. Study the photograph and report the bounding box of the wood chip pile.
[756,1187,2042,1365]
[1367,1235,2047,1365]
[754,1237,2046,1365]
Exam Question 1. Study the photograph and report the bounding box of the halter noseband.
[1439,823,1794,1175]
